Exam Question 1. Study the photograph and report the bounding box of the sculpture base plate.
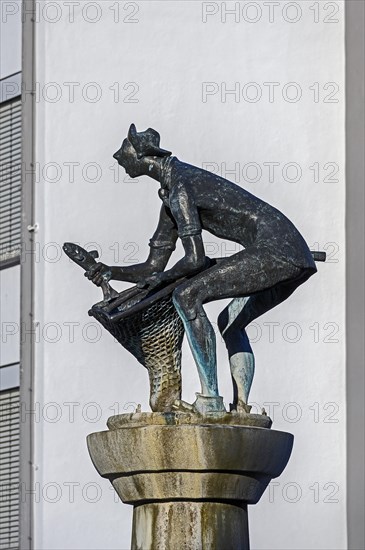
[107,410,272,430]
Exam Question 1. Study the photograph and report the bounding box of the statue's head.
[113,124,171,178]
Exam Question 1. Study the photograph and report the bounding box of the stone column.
[87,412,293,550]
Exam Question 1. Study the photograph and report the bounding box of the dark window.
[0,387,20,550]
[0,98,22,266]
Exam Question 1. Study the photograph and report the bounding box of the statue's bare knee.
[218,297,251,340]
[172,285,203,322]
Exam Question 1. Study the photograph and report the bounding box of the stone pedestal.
[87,412,293,550]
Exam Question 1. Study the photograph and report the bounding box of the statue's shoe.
[229,400,252,414]
[171,399,195,413]
[172,395,226,415]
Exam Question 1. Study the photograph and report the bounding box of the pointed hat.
[127,123,171,159]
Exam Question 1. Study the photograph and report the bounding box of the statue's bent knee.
[172,286,201,322]
[217,309,229,335]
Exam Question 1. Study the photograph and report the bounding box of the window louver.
[0,99,22,264]
[0,388,20,549]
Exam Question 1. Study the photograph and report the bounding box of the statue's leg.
[218,280,305,409]
[172,248,310,414]
[217,297,252,408]
[172,285,219,399]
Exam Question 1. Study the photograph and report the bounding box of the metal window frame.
[345,2,365,550]
[20,1,36,548]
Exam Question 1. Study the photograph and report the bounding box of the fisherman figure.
[87,124,318,414]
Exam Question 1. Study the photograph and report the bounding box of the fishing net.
[89,283,185,412]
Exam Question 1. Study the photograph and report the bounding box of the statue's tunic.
[150,157,316,275]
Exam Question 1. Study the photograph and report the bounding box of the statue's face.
[113,139,144,178]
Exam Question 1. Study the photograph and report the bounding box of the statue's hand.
[85,262,113,287]
[137,272,165,291]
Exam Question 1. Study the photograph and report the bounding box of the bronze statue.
[71,124,324,415]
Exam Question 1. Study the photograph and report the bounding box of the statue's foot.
[172,399,195,413]
[172,395,226,415]
[193,393,226,415]
[230,400,252,414]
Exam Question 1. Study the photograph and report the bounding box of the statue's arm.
[86,206,178,286]
[138,184,207,289]
[140,234,206,287]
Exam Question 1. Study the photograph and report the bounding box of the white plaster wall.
[0,0,22,78]
[30,2,345,548]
